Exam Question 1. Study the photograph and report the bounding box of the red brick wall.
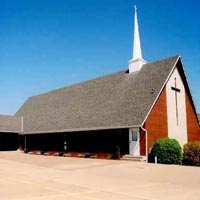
[186,93,200,141]
[140,128,146,156]
[141,87,168,155]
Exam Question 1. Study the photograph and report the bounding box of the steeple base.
[128,58,147,73]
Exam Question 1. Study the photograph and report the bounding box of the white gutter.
[140,126,148,163]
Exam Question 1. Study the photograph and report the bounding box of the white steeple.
[128,6,146,73]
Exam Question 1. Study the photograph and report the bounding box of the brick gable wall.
[140,86,200,156]
[186,93,200,141]
[140,87,168,156]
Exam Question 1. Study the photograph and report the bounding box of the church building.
[0,7,200,159]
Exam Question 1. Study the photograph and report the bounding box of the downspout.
[140,126,148,163]
[24,135,27,152]
[21,116,24,133]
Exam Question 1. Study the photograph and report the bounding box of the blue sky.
[0,0,199,115]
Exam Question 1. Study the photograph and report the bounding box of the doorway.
[129,129,140,156]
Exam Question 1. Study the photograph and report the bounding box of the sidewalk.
[0,151,200,200]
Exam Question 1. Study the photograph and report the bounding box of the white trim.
[141,56,180,126]
[178,57,199,123]
[0,131,19,133]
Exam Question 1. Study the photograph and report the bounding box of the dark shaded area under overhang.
[20,129,129,156]
[0,132,19,150]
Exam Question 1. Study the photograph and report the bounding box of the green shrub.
[149,137,182,164]
[183,141,200,166]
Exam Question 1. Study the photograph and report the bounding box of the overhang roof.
[15,56,180,134]
[0,115,21,133]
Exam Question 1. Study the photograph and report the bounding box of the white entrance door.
[129,129,140,156]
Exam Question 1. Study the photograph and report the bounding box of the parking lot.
[0,151,200,200]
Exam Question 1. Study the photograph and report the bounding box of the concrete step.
[121,155,146,162]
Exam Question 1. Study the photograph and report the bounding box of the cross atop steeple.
[129,5,146,73]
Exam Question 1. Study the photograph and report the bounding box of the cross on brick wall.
[171,78,181,126]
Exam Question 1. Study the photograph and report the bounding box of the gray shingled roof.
[0,115,21,133]
[15,56,179,134]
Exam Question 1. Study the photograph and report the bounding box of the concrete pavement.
[0,151,200,200]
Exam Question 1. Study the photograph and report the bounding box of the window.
[132,131,138,141]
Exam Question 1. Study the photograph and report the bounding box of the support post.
[18,116,24,151]
[24,135,27,153]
